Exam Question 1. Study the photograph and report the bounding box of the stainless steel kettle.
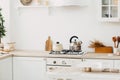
[69,36,82,51]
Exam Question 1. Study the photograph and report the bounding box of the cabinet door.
[0,57,12,80]
[13,57,46,80]
[98,0,120,22]
[75,77,119,80]
[83,59,114,68]
[114,60,120,69]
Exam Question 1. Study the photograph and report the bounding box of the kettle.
[69,36,82,51]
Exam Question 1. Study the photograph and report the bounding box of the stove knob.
[53,61,56,64]
[62,61,66,65]
[49,67,53,70]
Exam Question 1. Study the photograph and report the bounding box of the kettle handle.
[70,36,78,43]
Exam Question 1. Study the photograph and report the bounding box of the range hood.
[50,0,88,6]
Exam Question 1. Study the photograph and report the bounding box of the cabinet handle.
[62,61,66,64]
[81,59,83,62]
[43,58,47,61]
[49,67,53,70]
[57,78,63,80]
[82,59,85,62]
[53,61,56,64]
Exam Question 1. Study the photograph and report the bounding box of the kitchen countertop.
[1,50,120,60]
[10,50,120,60]
[0,52,12,60]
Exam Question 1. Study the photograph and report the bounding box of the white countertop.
[1,50,120,60]
[0,53,12,60]
[10,50,120,60]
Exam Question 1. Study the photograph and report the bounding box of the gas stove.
[49,49,84,55]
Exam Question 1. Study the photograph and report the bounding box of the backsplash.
[1,0,120,52]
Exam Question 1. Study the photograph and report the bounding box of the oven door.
[47,67,120,80]
[46,65,81,80]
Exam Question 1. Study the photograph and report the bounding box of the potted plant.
[0,8,6,50]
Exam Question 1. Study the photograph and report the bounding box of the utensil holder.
[113,48,120,55]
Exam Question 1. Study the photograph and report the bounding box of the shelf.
[16,5,52,16]
[99,18,120,22]
[102,5,118,7]
[17,5,50,9]
[17,5,88,9]
[17,0,89,9]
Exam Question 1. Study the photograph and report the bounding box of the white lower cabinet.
[47,58,116,80]
[0,57,12,80]
[13,57,46,80]
[114,60,120,69]
[83,59,114,69]
[76,76,119,80]
[72,59,114,68]
[11,56,120,80]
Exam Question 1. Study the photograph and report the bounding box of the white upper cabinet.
[98,0,120,22]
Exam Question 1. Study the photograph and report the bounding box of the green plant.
[0,8,6,43]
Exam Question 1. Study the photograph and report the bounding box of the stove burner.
[49,49,84,55]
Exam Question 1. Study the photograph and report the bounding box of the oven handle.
[46,64,71,67]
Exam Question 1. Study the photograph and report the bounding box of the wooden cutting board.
[45,36,52,51]
[95,46,113,53]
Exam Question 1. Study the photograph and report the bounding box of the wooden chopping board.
[45,36,52,51]
[95,46,113,53]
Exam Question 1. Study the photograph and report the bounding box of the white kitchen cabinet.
[73,59,119,80]
[76,75,120,80]
[114,60,120,69]
[98,0,120,22]
[0,57,12,80]
[13,57,46,80]
[83,59,114,68]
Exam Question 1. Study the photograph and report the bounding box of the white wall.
[10,0,120,52]
[0,0,10,43]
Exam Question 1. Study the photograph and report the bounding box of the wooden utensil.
[112,36,117,48]
[117,36,120,48]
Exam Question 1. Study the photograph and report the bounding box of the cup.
[36,0,41,5]
[83,67,91,72]
[113,48,120,55]
[7,42,16,51]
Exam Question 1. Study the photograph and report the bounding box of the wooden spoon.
[117,36,120,48]
[112,36,117,48]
